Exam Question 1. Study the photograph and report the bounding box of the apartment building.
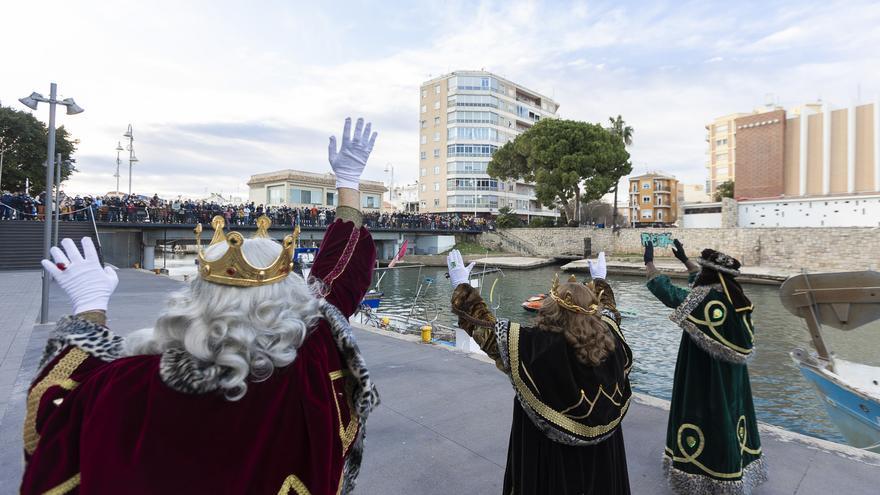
[628,172,679,226]
[418,70,560,218]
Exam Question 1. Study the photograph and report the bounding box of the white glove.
[41,237,118,315]
[446,249,475,288]
[328,117,378,190]
[588,251,607,280]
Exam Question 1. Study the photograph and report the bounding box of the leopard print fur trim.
[340,423,367,494]
[663,454,767,495]
[319,299,380,419]
[669,284,722,325]
[494,319,512,373]
[680,320,752,365]
[159,348,224,394]
[39,315,125,372]
[695,258,742,277]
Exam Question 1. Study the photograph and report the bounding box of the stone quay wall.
[479,227,880,272]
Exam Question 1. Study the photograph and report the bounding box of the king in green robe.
[644,241,767,494]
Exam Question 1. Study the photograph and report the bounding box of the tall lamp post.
[114,141,124,193]
[384,162,394,203]
[123,124,138,196]
[19,83,84,324]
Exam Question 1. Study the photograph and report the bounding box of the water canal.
[163,255,880,446]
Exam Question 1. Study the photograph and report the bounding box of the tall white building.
[418,70,560,218]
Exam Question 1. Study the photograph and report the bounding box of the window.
[657,210,663,220]
[642,183,650,189]
[420,135,427,144]
[420,120,426,129]
[643,196,650,203]
[421,89,427,98]
[433,148,440,158]
[448,111,499,124]
[632,182,639,192]
[641,209,653,219]
[715,138,727,146]
[267,185,284,205]
[447,161,488,174]
[433,101,440,110]
[448,127,499,141]
[289,188,321,205]
[433,182,440,191]
[420,184,426,192]
[420,151,426,160]
[362,194,380,209]
[455,76,497,91]
[715,152,728,162]
[447,144,498,157]
[433,165,440,175]
[716,167,729,176]
[434,198,440,207]
[421,105,426,113]
[433,131,440,142]
[715,124,728,133]
[434,116,440,126]
[447,178,498,191]
[421,168,427,177]
[447,94,498,108]
[656,196,663,205]
[325,192,336,206]
[434,84,440,94]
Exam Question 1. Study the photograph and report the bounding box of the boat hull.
[792,350,880,453]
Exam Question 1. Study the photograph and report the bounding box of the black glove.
[671,239,688,264]
[643,241,654,265]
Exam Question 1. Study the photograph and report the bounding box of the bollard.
[420,325,432,343]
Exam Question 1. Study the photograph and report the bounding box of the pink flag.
[388,240,408,268]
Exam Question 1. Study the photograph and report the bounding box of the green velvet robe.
[647,272,767,495]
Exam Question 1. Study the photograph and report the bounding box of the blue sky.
[2,0,879,198]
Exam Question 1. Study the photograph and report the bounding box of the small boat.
[522,294,546,312]
[362,290,383,309]
[780,271,880,453]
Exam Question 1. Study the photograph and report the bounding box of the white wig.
[126,238,322,400]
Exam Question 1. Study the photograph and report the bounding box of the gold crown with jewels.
[194,215,299,287]
[549,273,602,315]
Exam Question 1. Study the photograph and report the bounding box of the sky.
[2,0,880,199]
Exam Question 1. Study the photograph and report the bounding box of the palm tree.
[608,115,633,230]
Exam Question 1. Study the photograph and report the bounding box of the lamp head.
[115,142,124,152]
[18,92,43,110]
[62,98,84,115]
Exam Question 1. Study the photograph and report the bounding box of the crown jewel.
[194,215,299,287]
[549,273,602,315]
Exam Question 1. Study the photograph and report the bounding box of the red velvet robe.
[21,219,376,495]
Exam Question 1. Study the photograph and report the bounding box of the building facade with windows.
[628,172,679,226]
[418,70,560,218]
[247,169,386,211]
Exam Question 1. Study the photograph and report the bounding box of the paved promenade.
[0,269,878,493]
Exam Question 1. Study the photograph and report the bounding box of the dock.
[562,258,797,285]
[1,269,878,493]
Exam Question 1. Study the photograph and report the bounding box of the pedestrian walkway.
[0,269,878,493]
[0,271,42,428]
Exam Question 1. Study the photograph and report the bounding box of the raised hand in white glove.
[587,251,607,280]
[446,249,475,288]
[41,237,118,315]
[328,117,378,190]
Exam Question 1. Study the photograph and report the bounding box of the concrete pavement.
[0,269,878,493]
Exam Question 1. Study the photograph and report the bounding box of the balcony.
[654,188,672,193]
[654,204,672,208]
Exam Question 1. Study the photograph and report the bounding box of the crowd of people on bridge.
[1,190,494,231]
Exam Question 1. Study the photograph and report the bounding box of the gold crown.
[549,273,602,316]
[194,215,300,287]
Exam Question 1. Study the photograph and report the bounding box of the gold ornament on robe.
[549,273,603,316]
[194,215,299,287]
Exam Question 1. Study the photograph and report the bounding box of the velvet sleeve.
[646,274,690,309]
[451,284,504,371]
[310,219,377,317]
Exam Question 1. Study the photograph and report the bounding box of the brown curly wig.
[535,282,616,367]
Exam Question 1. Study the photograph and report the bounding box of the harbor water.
[161,254,880,445]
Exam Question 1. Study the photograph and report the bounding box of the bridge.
[93,222,481,270]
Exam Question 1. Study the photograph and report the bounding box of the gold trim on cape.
[329,371,359,456]
[42,472,81,495]
[509,322,630,439]
[278,474,312,495]
[25,348,88,455]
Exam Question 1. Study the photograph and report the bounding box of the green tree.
[488,119,629,222]
[495,206,523,228]
[0,106,77,193]
[714,180,734,201]
[607,115,634,230]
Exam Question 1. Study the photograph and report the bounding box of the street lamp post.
[19,83,84,324]
[384,162,394,205]
[123,124,138,196]
[114,141,123,193]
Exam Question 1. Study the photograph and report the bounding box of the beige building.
[679,183,711,203]
[247,169,386,211]
[628,172,679,226]
[418,70,559,218]
[706,100,880,200]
